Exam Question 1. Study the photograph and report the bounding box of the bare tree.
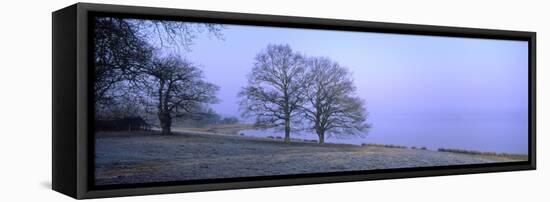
[301,57,370,144]
[135,19,225,52]
[143,55,219,134]
[93,17,224,107]
[94,17,153,106]
[238,44,306,143]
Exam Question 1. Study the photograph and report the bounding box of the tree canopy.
[143,55,219,134]
[238,44,306,143]
[301,57,370,144]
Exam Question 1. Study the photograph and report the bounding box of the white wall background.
[0,0,546,201]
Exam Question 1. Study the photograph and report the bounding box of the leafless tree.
[94,17,153,106]
[93,17,223,107]
[238,44,306,143]
[134,19,225,52]
[141,55,219,134]
[301,57,370,144]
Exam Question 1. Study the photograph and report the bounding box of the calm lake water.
[239,112,528,154]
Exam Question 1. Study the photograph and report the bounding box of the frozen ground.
[95,131,524,185]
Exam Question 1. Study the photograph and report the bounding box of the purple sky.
[184,24,527,116]
[172,23,528,153]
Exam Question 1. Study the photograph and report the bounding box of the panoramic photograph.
[93,16,529,186]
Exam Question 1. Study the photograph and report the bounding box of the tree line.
[239,44,370,144]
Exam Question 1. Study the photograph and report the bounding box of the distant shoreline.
[170,125,528,159]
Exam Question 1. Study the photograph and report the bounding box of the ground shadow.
[40,181,51,189]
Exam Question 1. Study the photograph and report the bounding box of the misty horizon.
[176,24,528,153]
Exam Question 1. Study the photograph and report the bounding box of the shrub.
[361,143,407,149]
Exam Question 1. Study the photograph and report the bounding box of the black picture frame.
[52,3,536,199]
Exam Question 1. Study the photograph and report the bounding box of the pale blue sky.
[174,23,528,153]
[184,24,528,117]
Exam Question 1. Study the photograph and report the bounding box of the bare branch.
[238,44,306,142]
[300,57,370,144]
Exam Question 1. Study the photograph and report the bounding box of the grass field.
[95,130,526,185]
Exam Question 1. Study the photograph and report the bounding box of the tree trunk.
[159,111,172,135]
[284,118,291,143]
[317,128,325,145]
